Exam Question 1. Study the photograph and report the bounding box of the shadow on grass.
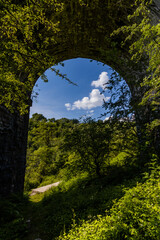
[0,165,141,240]
[0,194,29,240]
[27,167,141,240]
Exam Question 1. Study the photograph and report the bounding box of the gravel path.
[30,181,61,196]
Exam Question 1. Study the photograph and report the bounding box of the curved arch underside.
[34,0,142,86]
[30,0,159,101]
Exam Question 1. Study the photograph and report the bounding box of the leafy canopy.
[112,0,160,109]
[0,0,75,113]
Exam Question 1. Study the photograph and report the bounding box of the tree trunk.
[94,158,101,177]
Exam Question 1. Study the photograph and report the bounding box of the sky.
[30,58,114,121]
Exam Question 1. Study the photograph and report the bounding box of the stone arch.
[0,0,160,196]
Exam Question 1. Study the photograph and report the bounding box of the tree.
[114,0,160,106]
[25,114,80,189]
[112,0,160,112]
[0,0,76,113]
[63,118,112,177]
[111,0,160,159]
[102,70,133,121]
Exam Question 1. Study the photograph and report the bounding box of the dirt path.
[30,181,61,196]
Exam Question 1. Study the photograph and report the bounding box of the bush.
[0,195,28,240]
[58,165,160,240]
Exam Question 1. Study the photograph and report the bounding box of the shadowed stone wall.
[0,106,29,196]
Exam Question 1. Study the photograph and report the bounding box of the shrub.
[0,196,28,240]
[58,165,160,240]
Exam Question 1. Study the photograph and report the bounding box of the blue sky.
[30,58,114,121]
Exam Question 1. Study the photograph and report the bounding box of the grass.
[0,169,141,240]
[57,165,160,240]
[0,194,28,240]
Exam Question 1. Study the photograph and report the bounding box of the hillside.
[1,114,160,240]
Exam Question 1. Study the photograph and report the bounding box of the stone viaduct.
[0,0,160,196]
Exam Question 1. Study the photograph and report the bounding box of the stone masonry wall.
[0,105,29,196]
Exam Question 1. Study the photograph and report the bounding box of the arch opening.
[25,58,135,190]
[30,58,132,122]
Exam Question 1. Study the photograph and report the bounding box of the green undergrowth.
[0,194,28,240]
[27,172,140,240]
[0,170,139,240]
[1,163,160,240]
[58,164,160,240]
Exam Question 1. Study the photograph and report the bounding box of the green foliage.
[0,0,75,113]
[1,1,160,239]
[0,195,28,240]
[63,118,112,177]
[24,113,141,239]
[0,0,158,119]
[103,70,133,121]
[110,0,160,159]
[58,164,160,240]
[112,0,160,115]
[25,113,139,190]
[2,159,158,240]
[28,172,138,240]
[25,114,79,190]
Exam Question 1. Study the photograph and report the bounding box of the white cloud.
[91,72,109,90]
[65,103,72,110]
[65,89,110,110]
[65,72,110,112]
